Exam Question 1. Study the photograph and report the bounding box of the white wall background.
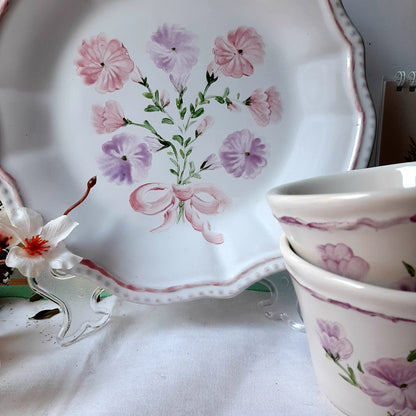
[342,0,416,120]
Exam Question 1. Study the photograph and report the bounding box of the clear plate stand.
[257,271,305,332]
[26,268,115,347]
[23,269,301,346]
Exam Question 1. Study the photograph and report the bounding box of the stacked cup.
[266,162,416,416]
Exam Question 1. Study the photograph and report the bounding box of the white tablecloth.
[0,273,343,416]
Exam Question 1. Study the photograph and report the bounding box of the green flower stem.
[175,75,220,181]
[178,156,188,184]
[181,168,202,185]
[202,82,212,97]
[183,111,196,132]
[141,78,175,123]
[177,201,185,222]
[334,360,361,388]
[183,78,216,132]
[216,95,243,104]
[124,118,182,183]
[124,119,147,129]
[124,118,164,140]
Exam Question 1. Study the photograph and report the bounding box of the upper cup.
[266,162,416,290]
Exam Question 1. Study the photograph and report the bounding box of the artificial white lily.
[4,207,82,278]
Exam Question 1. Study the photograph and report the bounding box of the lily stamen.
[23,235,51,256]
[64,176,97,216]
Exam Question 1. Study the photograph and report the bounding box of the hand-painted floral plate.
[0,0,375,303]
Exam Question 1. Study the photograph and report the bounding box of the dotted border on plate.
[328,0,376,169]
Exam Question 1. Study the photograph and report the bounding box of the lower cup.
[280,235,416,416]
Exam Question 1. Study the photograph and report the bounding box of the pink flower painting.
[245,87,282,126]
[219,129,267,179]
[360,358,416,413]
[201,154,222,171]
[265,87,282,123]
[213,26,265,78]
[98,133,152,185]
[131,65,144,84]
[92,100,126,134]
[316,319,353,361]
[227,102,240,112]
[318,243,370,281]
[196,116,214,136]
[206,60,221,78]
[75,33,134,93]
[159,90,170,108]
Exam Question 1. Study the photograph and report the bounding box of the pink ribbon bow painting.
[130,183,230,244]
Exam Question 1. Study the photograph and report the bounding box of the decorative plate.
[0,0,375,303]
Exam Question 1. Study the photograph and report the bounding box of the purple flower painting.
[147,24,198,77]
[219,129,267,179]
[97,133,152,185]
[360,358,416,413]
[317,319,353,361]
[318,243,370,281]
[76,23,283,243]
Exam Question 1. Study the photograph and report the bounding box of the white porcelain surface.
[281,235,416,416]
[267,162,416,290]
[0,0,374,304]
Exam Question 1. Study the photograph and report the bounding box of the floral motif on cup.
[317,318,416,416]
[75,24,283,244]
[360,358,416,413]
[395,276,416,293]
[316,319,353,361]
[393,261,416,292]
[318,243,370,281]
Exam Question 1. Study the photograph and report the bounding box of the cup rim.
[267,162,416,202]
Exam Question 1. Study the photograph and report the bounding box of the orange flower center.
[23,235,51,256]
